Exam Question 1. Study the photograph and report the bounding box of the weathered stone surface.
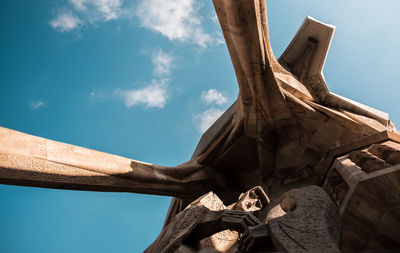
[1,0,400,252]
[279,194,297,213]
[145,205,212,253]
[186,192,238,253]
[278,16,334,100]
[146,198,267,253]
[193,187,273,252]
[267,186,341,253]
[323,140,400,252]
[186,192,226,212]
[0,126,216,199]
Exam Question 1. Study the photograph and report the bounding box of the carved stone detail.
[323,140,400,252]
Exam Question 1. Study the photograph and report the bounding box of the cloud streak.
[30,101,45,110]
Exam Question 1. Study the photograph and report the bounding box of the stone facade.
[1,0,399,252]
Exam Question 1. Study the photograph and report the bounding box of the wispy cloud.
[211,13,225,45]
[118,79,168,108]
[50,0,123,33]
[30,101,45,110]
[211,13,219,25]
[115,49,174,109]
[194,108,224,133]
[136,0,211,47]
[89,91,105,100]
[201,89,227,105]
[50,0,226,48]
[215,31,225,45]
[50,12,83,32]
[69,0,123,22]
[194,88,229,133]
[152,49,173,76]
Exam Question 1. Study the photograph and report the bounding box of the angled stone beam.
[278,17,391,126]
[212,0,301,176]
[0,127,216,199]
[214,0,392,131]
[278,16,335,100]
[213,0,291,137]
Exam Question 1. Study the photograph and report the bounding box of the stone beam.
[213,0,290,137]
[0,127,215,199]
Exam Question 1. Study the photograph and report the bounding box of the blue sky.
[1,0,400,252]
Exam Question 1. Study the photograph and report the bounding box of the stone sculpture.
[1,0,399,252]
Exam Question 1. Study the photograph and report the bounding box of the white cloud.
[30,101,45,110]
[201,89,227,105]
[136,0,211,47]
[50,0,226,48]
[50,12,83,32]
[119,79,168,108]
[69,0,123,22]
[152,49,173,76]
[70,0,87,11]
[50,0,122,32]
[195,108,224,133]
[114,49,174,110]
[195,89,228,132]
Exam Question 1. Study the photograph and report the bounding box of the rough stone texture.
[0,127,216,199]
[187,187,272,253]
[146,189,271,253]
[198,230,239,253]
[186,192,227,212]
[1,0,400,252]
[185,192,239,253]
[145,205,212,253]
[323,140,400,252]
[267,186,341,253]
